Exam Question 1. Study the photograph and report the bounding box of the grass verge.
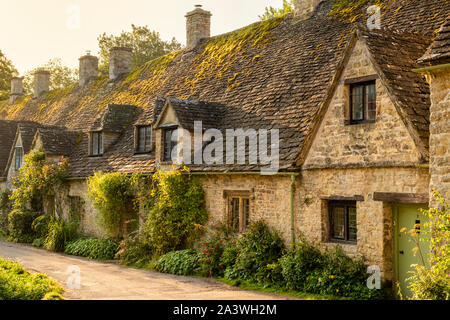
[0,257,63,300]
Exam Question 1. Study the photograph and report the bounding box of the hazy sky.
[0,0,284,74]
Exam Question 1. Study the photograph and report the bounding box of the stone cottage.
[0,0,448,296]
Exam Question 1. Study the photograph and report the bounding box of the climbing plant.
[406,190,450,300]
[87,171,137,238]
[10,150,69,212]
[142,167,209,255]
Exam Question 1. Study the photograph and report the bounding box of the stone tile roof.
[35,127,79,156]
[0,120,19,176]
[90,104,139,132]
[419,18,450,63]
[1,0,448,177]
[360,29,432,160]
[155,98,224,131]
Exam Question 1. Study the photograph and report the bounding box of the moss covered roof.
[0,0,448,176]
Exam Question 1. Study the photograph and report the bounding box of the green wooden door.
[394,204,430,298]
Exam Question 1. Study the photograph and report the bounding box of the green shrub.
[87,171,137,237]
[154,249,202,276]
[0,258,63,300]
[32,238,45,248]
[226,221,285,283]
[44,218,78,252]
[407,265,450,300]
[143,168,208,255]
[42,291,64,300]
[8,208,38,242]
[279,240,324,291]
[116,234,153,267]
[280,242,386,299]
[197,224,235,277]
[65,238,119,260]
[31,214,51,238]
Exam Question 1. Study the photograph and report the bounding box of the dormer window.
[136,126,151,153]
[15,147,24,170]
[350,81,376,123]
[90,131,103,156]
[163,127,178,162]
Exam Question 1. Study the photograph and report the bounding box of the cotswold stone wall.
[200,174,299,243]
[297,167,429,282]
[304,40,422,169]
[68,179,105,238]
[428,69,450,204]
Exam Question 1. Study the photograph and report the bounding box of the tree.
[22,58,78,95]
[0,49,18,101]
[97,24,182,76]
[259,0,294,21]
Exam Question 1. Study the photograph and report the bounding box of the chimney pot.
[9,76,24,104]
[79,53,99,86]
[33,69,50,98]
[185,5,212,50]
[109,46,132,80]
[294,0,322,19]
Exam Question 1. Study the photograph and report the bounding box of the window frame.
[328,200,357,243]
[136,125,152,154]
[349,80,376,124]
[90,131,103,156]
[228,196,251,233]
[162,127,178,162]
[15,146,24,171]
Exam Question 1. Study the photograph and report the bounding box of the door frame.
[392,203,428,298]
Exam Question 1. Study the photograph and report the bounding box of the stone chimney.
[294,0,322,19]
[185,5,212,50]
[33,69,50,98]
[9,76,23,104]
[79,52,98,86]
[109,47,132,81]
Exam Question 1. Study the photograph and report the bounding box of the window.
[229,197,250,233]
[350,81,376,123]
[136,126,151,153]
[15,147,24,170]
[69,196,83,224]
[329,201,357,242]
[91,132,103,156]
[163,128,178,162]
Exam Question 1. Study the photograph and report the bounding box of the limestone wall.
[297,167,429,281]
[428,69,450,204]
[304,40,422,169]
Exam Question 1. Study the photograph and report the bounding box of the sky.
[0,0,284,74]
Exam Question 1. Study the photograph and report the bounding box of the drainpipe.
[290,174,296,247]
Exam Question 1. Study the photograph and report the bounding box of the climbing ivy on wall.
[10,150,69,212]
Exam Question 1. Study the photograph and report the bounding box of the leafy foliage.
[259,0,294,21]
[280,242,387,299]
[10,150,69,212]
[22,58,77,95]
[8,209,38,243]
[65,238,119,260]
[87,171,137,238]
[115,233,153,267]
[154,249,202,276]
[0,49,17,101]
[0,258,63,300]
[196,223,235,277]
[97,24,181,76]
[407,190,450,300]
[142,167,208,255]
[44,217,78,252]
[225,221,285,283]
